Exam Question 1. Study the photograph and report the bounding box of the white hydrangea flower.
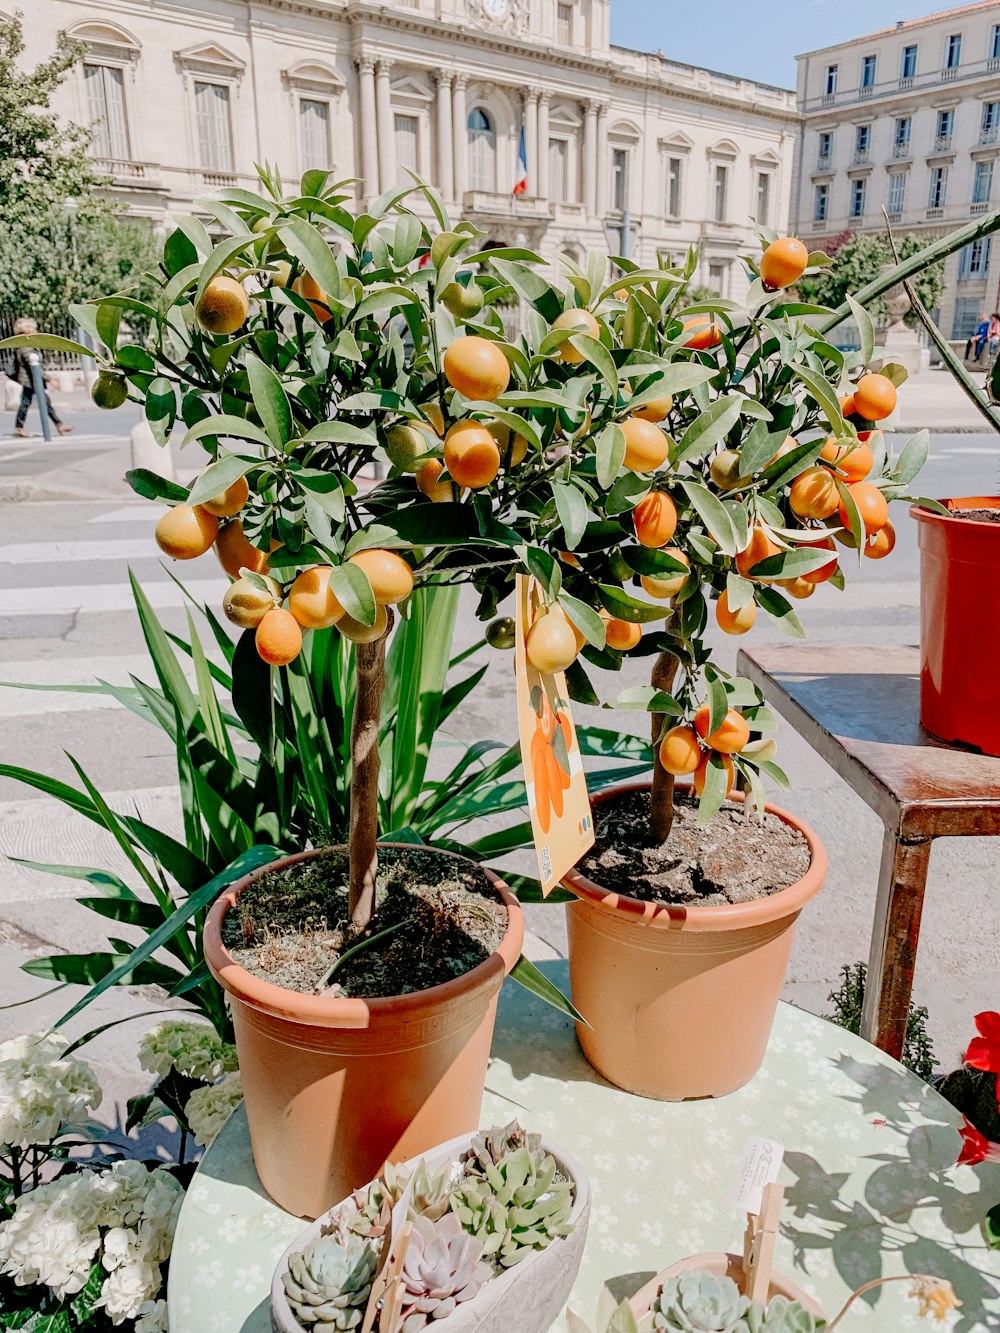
[138,1020,237,1084]
[135,1298,169,1333]
[0,1175,100,1299]
[185,1071,244,1147]
[0,1031,101,1149]
[101,1256,161,1323]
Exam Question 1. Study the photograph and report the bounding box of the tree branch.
[348,611,393,929]
[649,647,680,844]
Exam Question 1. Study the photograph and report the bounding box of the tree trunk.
[649,647,680,844]
[348,614,392,929]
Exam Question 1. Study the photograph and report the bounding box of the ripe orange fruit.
[287,566,345,629]
[681,316,722,350]
[694,752,735,797]
[201,474,249,518]
[759,236,809,290]
[853,373,897,421]
[526,605,579,674]
[789,466,839,520]
[415,458,457,502]
[621,416,669,472]
[820,438,873,482]
[716,589,756,635]
[864,519,896,559]
[443,421,501,489]
[839,393,857,418]
[443,335,510,401]
[736,525,782,580]
[839,481,889,535]
[154,504,219,560]
[551,309,600,363]
[633,491,678,547]
[223,575,280,628]
[694,705,751,754]
[215,520,268,579]
[659,725,702,776]
[799,536,838,585]
[292,273,330,322]
[348,549,414,605]
[640,549,690,598]
[196,275,249,336]
[255,608,302,665]
[338,604,389,643]
[766,437,797,467]
[634,394,673,424]
[779,576,816,599]
[603,615,642,651]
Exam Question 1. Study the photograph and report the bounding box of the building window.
[855,124,871,159]
[556,2,572,44]
[983,101,1000,142]
[824,64,838,95]
[194,81,233,173]
[935,109,954,144]
[973,159,994,205]
[944,33,962,69]
[860,54,877,88]
[755,171,771,226]
[299,98,330,167]
[814,182,829,222]
[817,130,832,164]
[958,237,992,279]
[84,63,130,161]
[713,163,728,221]
[549,137,568,203]
[708,261,727,296]
[611,147,629,211]
[467,107,496,192]
[665,155,682,217]
[849,177,866,218]
[928,164,948,209]
[887,171,906,215]
[893,116,911,155]
[992,24,1000,60]
[901,44,918,79]
[952,295,983,338]
[394,113,419,176]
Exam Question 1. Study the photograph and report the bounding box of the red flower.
[965,1012,1000,1107]
[957,1118,1000,1166]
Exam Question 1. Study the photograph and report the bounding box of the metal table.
[738,643,1000,1059]
[168,962,1000,1333]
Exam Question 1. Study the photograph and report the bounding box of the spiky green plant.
[282,1234,378,1330]
[449,1145,574,1267]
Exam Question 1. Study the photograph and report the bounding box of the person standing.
[986,312,1000,362]
[11,318,73,438]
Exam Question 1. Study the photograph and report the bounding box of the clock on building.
[482,0,510,15]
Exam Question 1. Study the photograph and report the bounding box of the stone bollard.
[130,419,178,482]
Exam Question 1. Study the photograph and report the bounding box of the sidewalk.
[887,363,998,433]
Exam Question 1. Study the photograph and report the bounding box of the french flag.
[513,127,527,195]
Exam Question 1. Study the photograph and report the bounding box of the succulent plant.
[651,1272,750,1331]
[461,1121,545,1177]
[282,1234,379,1330]
[449,1144,574,1267]
[743,1296,824,1332]
[398,1213,490,1328]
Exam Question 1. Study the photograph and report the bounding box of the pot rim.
[204,843,525,1028]
[911,497,1000,530]
[561,781,826,931]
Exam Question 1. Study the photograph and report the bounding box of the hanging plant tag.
[728,1135,785,1214]
[515,574,594,895]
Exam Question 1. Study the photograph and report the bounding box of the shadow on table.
[783,1051,1000,1332]
[770,669,927,747]
[239,1298,270,1332]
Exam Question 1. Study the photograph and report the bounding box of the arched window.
[468,107,496,192]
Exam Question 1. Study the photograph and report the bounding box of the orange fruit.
[526,605,579,674]
[864,519,896,560]
[443,335,510,401]
[292,272,330,322]
[634,394,673,424]
[196,275,249,336]
[487,419,528,465]
[799,536,838,585]
[820,438,873,482]
[255,607,302,665]
[779,576,816,599]
[215,519,268,579]
[716,589,756,635]
[853,373,897,421]
[736,525,782,580]
[154,504,219,560]
[766,437,797,467]
[659,724,702,776]
[621,416,669,472]
[694,705,751,754]
[694,752,735,796]
[338,604,389,644]
[641,549,690,598]
[443,421,501,489]
[759,236,809,290]
[839,393,857,418]
[415,458,457,502]
[288,566,345,629]
[603,615,642,651]
[551,309,600,363]
[223,575,280,628]
[421,402,446,437]
[348,548,414,605]
[200,474,249,518]
[839,481,889,535]
[633,491,678,547]
[681,316,722,350]
[789,466,839,520]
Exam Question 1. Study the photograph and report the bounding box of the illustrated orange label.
[515,574,594,895]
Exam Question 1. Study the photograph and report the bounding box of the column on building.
[537,91,551,201]
[582,99,597,217]
[524,90,539,196]
[357,55,379,198]
[452,73,468,201]
[434,72,454,201]
[596,102,609,218]
[375,58,395,192]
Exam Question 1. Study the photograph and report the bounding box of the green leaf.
[510,957,587,1024]
[246,353,292,447]
[551,482,589,550]
[299,421,378,446]
[596,585,671,624]
[330,562,376,624]
[568,332,618,393]
[183,413,272,449]
[163,226,199,276]
[706,673,729,737]
[282,216,343,302]
[296,469,345,521]
[790,363,845,431]
[680,479,739,555]
[621,545,689,577]
[674,395,743,464]
[187,454,255,506]
[126,468,189,503]
[0,333,95,358]
[596,423,626,490]
[893,428,930,486]
[560,594,606,649]
[986,1202,1000,1250]
[500,873,575,905]
[756,585,806,638]
[846,293,875,364]
[746,548,837,580]
[697,752,730,825]
[835,477,864,551]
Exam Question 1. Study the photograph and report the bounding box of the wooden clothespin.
[377,1224,413,1333]
[745,1181,784,1306]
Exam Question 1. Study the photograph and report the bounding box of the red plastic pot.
[913,498,1000,755]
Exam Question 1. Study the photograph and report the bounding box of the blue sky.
[610,0,955,89]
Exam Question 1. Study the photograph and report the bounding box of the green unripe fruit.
[608,549,632,583]
[710,449,751,491]
[486,616,517,650]
[441,281,484,320]
[385,422,435,472]
[91,372,128,410]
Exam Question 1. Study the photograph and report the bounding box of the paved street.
[0,392,998,1119]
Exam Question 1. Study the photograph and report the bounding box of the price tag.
[728,1136,785,1215]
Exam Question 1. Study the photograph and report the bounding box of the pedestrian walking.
[986,312,1000,362]
[11,318,73,438]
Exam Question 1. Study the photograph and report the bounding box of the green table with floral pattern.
[168,962,1000,1332]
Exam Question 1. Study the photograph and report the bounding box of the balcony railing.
[95,157,157,182]
[898,76,913,91]
[926,206,945,219]
[990,57,1000,72]
[202,170,237,188]
[812,217,828,229]
[892,141,911,160]
[817,153,832,171]
[853,149,871,165]
[887,209,903,222]
[941,66,958,81]
[821,92,837,105]
[804,54,1000,109]
[859,85,873,99]
[970,200,991,214]
[980,126,999,146]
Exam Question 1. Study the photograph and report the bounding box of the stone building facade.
[23,0,798,298]
[794,0,1000,339]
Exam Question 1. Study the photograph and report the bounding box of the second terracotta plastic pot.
[914,498,1000,755]
[562,783,826,1101]
[204,845,524,1220]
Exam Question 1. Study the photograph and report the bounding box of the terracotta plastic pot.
[204,846,525,1220]
[562,783,826,1101]
[914,498,1000,755]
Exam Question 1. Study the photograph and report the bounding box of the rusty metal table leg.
[860,827,933,1060]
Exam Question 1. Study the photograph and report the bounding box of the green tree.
[800,231,946,326]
